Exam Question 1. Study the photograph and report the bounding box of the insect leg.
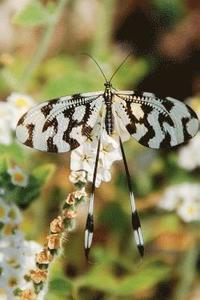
[119,137,144,257]
[84,138,101,260]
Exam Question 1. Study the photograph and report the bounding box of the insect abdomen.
[104,89,114,135]
[105,103,114,135]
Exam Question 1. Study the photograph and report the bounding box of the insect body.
[104,82,114,135]
[16,58,199,259]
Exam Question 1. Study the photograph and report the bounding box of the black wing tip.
[138,245,144,257]
[85,245,91,260]
[84,247,94,264]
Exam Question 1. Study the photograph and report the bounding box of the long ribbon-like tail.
[84,138,101,260]
[119,138,144,257]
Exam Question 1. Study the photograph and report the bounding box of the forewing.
[16,92,104,152]
[114,91,199,149]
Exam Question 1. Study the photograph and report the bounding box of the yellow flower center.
[187,206,195,215]
[13,172,24,183]
[15,98,28,108]
[8,208,16,220]
[102,144,112,153]
[0,288,6,296]
[83,154,91,162]
[0,206,6,218]
[3,224,14,236]
[8,276,18,287]
[7,257,18,267]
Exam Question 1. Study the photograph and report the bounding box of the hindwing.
[114,91,199,148]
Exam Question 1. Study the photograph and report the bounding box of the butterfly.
[16,56,199,259]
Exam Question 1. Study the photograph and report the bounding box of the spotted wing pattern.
[16,92,104,153]
[114,91,199,149]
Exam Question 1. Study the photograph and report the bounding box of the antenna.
[82,53,108,83]
[109,52,132,83]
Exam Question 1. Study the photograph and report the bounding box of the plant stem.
[18,0,68,91]
[173,241,199,300]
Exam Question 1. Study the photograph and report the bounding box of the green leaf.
[0,222,4,231]
[49,278,73,296]
[142,213,181,243]
[153,0,185,24]
[115,265,170,295]
[98,202,129,234]
[80,264,170,296]
[135,172,153,197]
[32,163,55,186]
[13,1,51,27]
[113,58,149,88]
[0,143,27,163]
[0,155,8,173]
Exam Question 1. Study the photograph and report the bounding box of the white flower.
[178,132,200,170]
[69,170,87,184]
[70,142,95,174]
[158,187,180,211]
[0,240,43,298]
[0,230,24,247]
[87,165,111,187]
[0,198,9,224]
[2,265,22,294]
[1,247,22,268]
[22,241,43,273]
[7,93,33,109]
[6,92,34,130]
[70,129,122,187]
[159,183,200,222]
[0,289,7,300]
[0,101,12,145]
[0,197,47,299]
[99,131,122,169]
[7,166,29,187]
[0,119,12,145]
[0,93,35,145]
[73,188,87,200]
[7,204,22,226]
[0,239,43,297]
[1,223,16,239]
[0,101,12,122]
[177,201,200,222]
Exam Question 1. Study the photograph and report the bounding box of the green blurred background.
[0,0,200,299]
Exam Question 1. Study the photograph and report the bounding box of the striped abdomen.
[104,89,114,135]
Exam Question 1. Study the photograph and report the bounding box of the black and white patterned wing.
[114,91,199,149]
[16,92,104,152]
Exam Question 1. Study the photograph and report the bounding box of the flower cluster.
[158,183,200,222]
[71,129,125,187]
[0,93,34,145]
[178,96,200,170]
[17,170,88,298]
[0,197,44,300]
